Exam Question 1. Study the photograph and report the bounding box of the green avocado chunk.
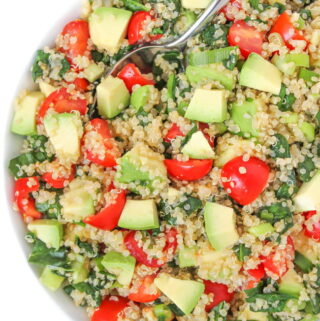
[231,99,259,137]
[40,266,65,291]
[118,199,160,230]
[279,269,304,298]
[102,251,136,286]
[130,85,154,111]
[178,247,197,268]
[182,131,215,159]
[154,273,204,315]
[28,219,63,250]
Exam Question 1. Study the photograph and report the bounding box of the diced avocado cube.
[89,7,132,54]
[153,304,174,321]
[130,85,154,111]
[40,266,65,291]
[178,247,197,268]
[186,64,235,90]
[272,54,296,76]
[181,0,211,9]
[248,223,274,237]
[286,53,310,68]
[185,89,227,123]
[115,142,167,194]
[282,112,299,124]
[71,255,89,284]
[101,251,136,286]
[28,219,63,250]
[181,131,215,159]
[118,199,159,230]
[154,273,205,315]
[97,76,130,119]
[240,53,282,95]
[11,91,45,136]
[83,63,104,83]
[294,171,320,211]
[279,269,304,298]
[44,112,83,164]
[39,80,56,97]
[61,177,96,221]
[300,122,315,142]
[231,100,259,137]
[204,202,239,251]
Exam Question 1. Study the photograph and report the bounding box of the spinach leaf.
[305,293,320,314]
[277,84,296,112]
[158,200,177,226]
[181,123,197,146]
[32,50,50,81]
[273,2,286,13]
[246,293,294,312]
[75,237,98,258]
[28,238,69,267]
[9,152,37,178]
[208,301,230,321]
[297,156,315,182]
[258,203,292,224]
[249,0,270,12]
[36,194,62,219]
[201,24,229,48]
[245,282,264,297]
[271,134,291,158]
[177,195,202,215]
[110,45,134,64]
[124,0,148,11]
[59,58,71,77]
[91,50,110,64]
[276,171,298,199]
[223,53,238,70]
[233,243,252,262]
[168,303,185,316]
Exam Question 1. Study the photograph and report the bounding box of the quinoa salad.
[8,0,320,320]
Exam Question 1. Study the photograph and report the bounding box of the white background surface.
[0,1,81,320]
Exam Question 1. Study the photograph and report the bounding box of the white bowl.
[2,1,89,320]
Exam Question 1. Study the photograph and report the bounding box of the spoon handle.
[163,0,230,49]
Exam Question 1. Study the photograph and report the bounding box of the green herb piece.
[168,303,185,316]
[124,0,149,11]
[297,156,315,182]
[32,50,50,81]
[258,203,292,224]
[271,134,291,158]
[59,58,71,77]
[201,24,229,48]
[177,195,202,215]
[233,243,252,262]
[277,84,296,112]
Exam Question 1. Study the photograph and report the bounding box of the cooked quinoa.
[8,0,320,320]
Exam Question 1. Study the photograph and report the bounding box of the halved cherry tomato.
[204,281,234,312]
[165,159,213,181]
[83,118,121,167]
[198,122,215,147]
[244,263,265,289]
[220,0,243,21]
[262,237,295,278]
[37,88,87,123]
[91,296,129,321]
[59,20,90,65]
[221,156,270,206]
[124,228,178,268]
[128,274,161,303]
[303,211,320,241]
[14,177,42,219]
[228,20,264,58]
[42,163,76,189]
[269,12,308,50]
[164,123,185,143]
[128,11,163,45]
[118,63,155,92]
[72,77,89,92]
[84,189,126,230]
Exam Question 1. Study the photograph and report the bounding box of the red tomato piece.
[128,11,163,45]
[204,281,234,312]
[37,88,87,123]
[128,275,161,303]
[14,177,42,219]
[91,296,129,321]
[83,118,121,167]
[228,20,264,58]
[72,77,89,92]
[303,211,320,241]
[164,123,185,143]
[262,237,295,278]
[198,122,215,147]
[220,0,243,21]
[244,263,265,289]
[117,63,155,92]
[42,163,76,189]
[269,12,308,50]
[84,189,126,230]
[221,156,270,206]
[124,228,178,268]
[165,159,213,181]
[59,20,90,65]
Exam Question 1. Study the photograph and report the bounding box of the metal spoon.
[108,0,230,76]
